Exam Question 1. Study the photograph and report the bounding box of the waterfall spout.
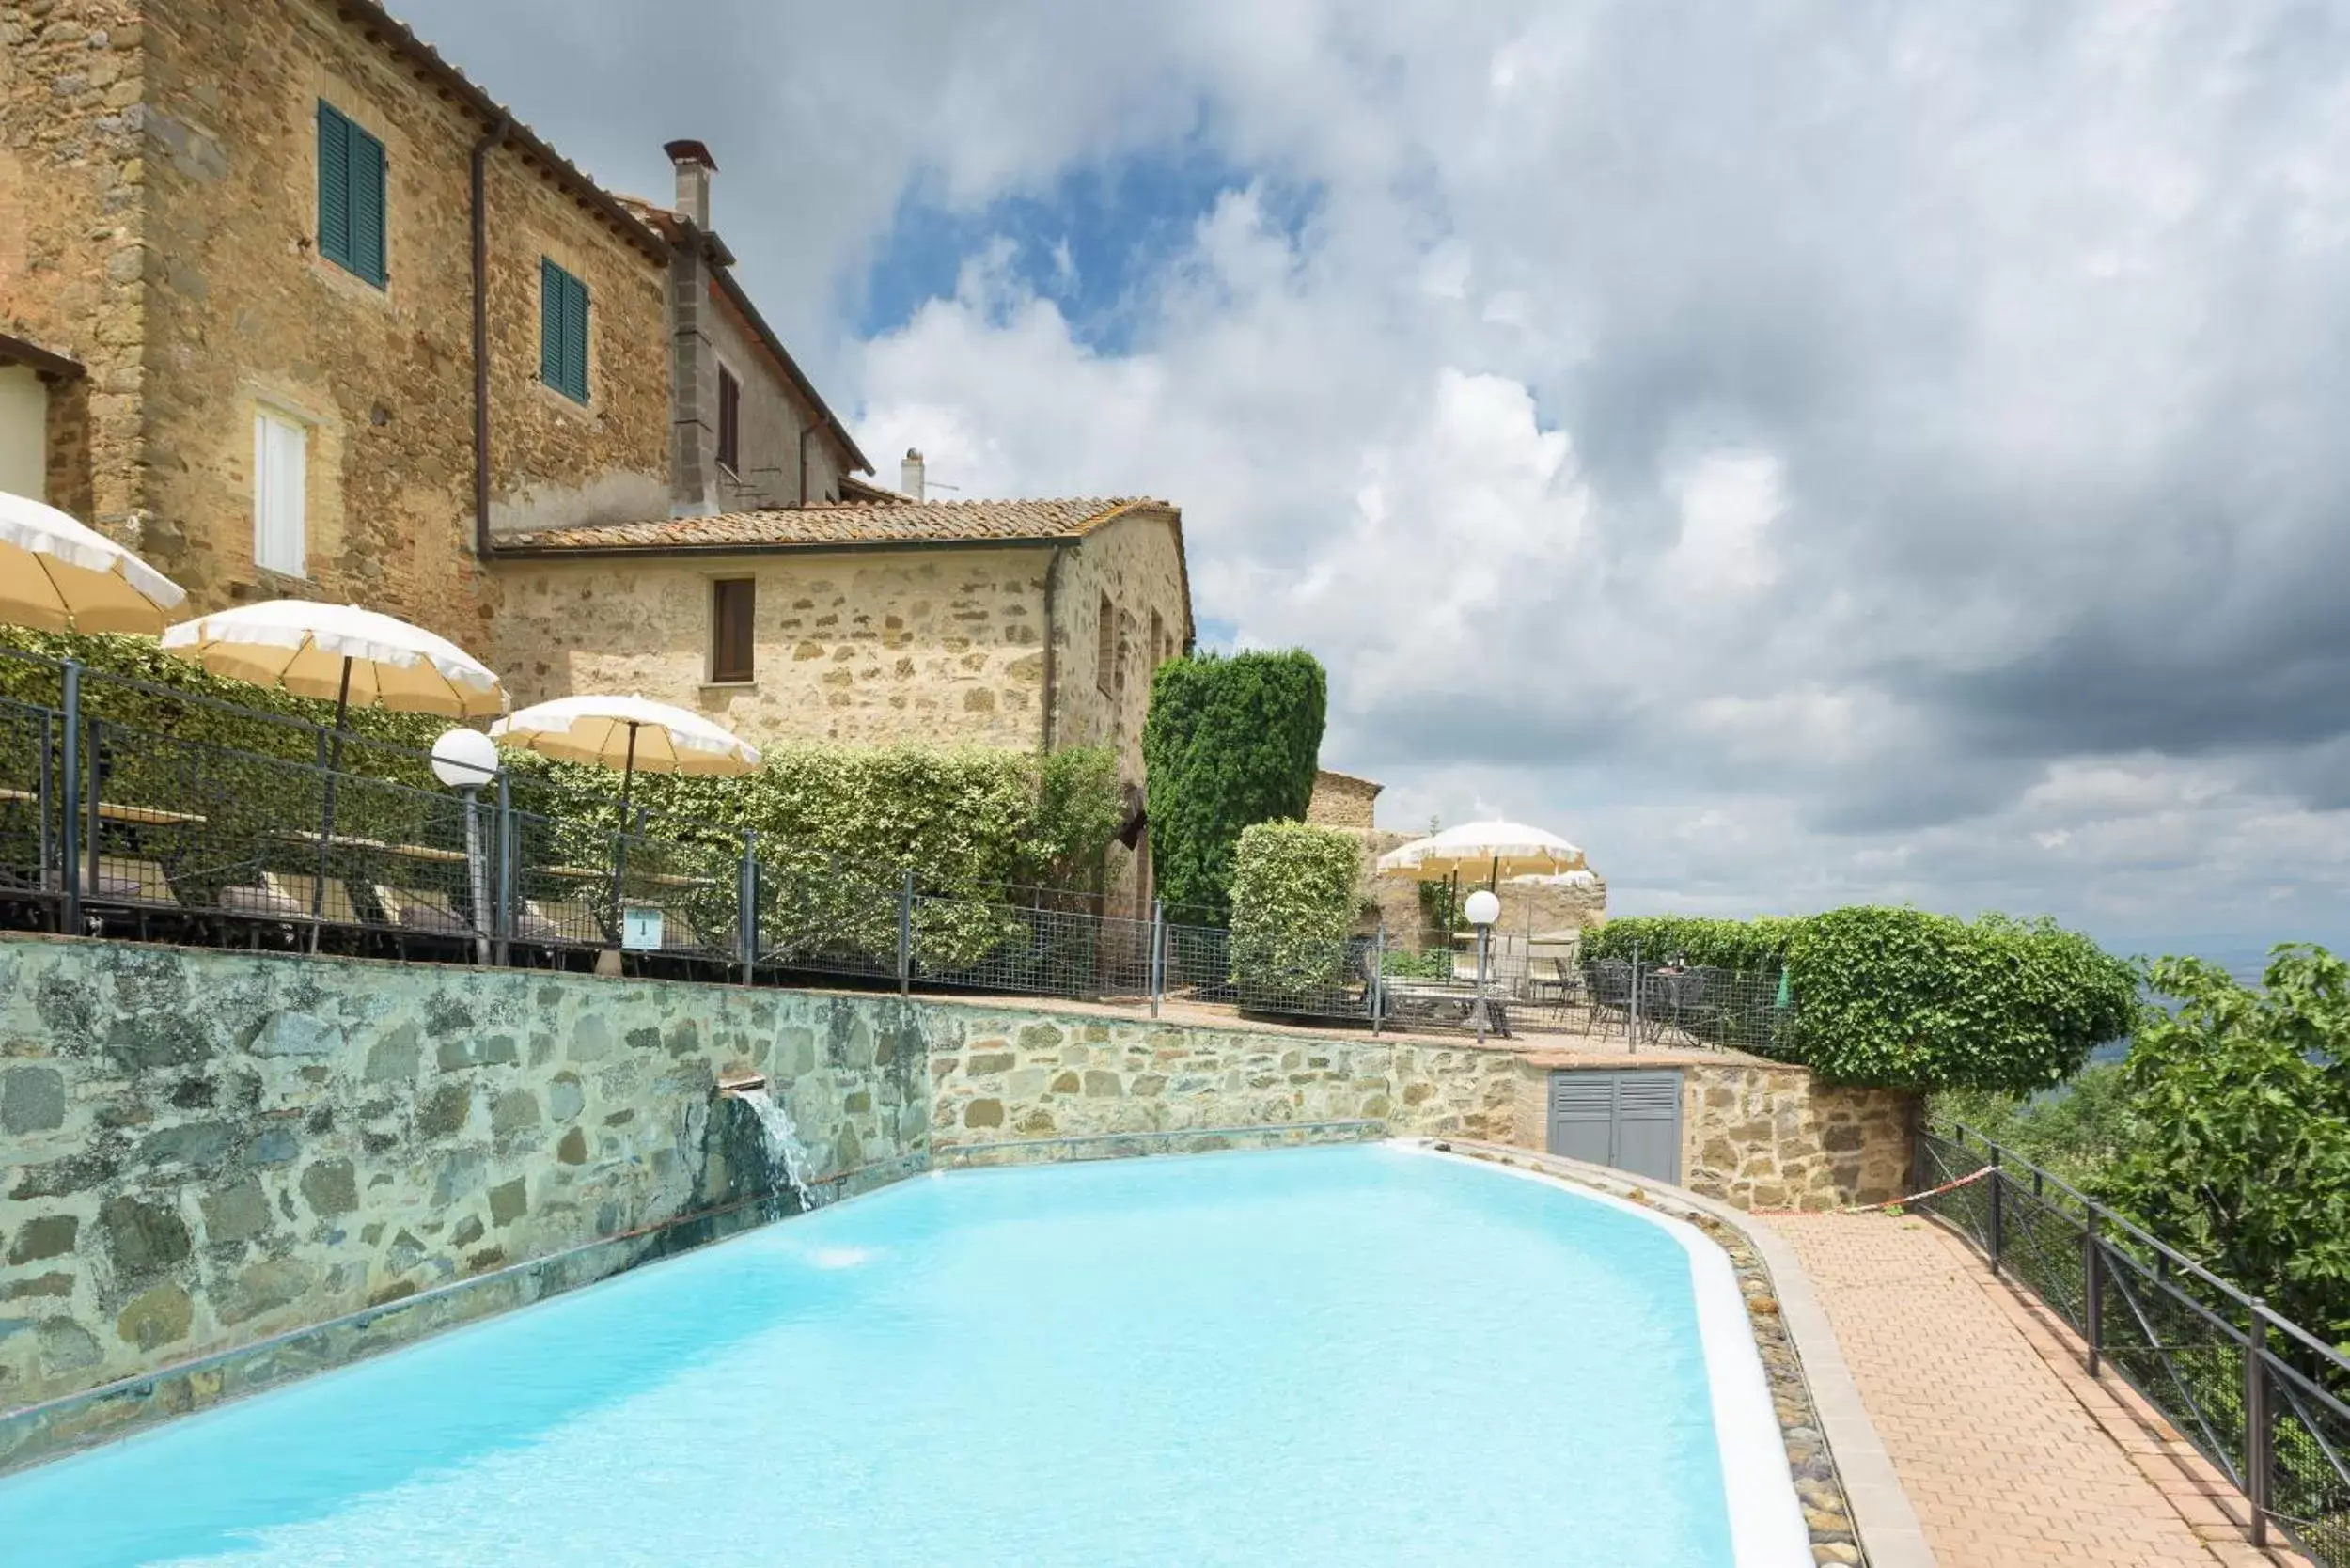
[724,1082,822,1208]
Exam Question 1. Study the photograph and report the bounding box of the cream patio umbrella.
[490,695,760,960]
[489,693,761,803]
[160,601,507,721]
[161,601,507,944]
[0,491,187,635]
[1375,819,1588,887]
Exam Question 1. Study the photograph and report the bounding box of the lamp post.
[1465,888,1501,1043]
[431,728,501,965]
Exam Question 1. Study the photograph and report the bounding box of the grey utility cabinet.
[1546,1069,1684,1184]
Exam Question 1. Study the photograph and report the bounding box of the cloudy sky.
[405,0,2350,957]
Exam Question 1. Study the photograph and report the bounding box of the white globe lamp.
[431,728,501,964]
[431,727,500,789]
[1464,889,1501,929]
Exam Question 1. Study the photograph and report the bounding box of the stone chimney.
[901,448,925,501]
[663,139,716,228]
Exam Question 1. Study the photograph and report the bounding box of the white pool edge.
[1396,1142,1815,1568]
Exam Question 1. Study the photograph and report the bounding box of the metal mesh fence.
[33,710,491,953]
[0,694,59,927]
[910,895,1153,1001]
[1917,1124,2350,1565]
[2271,1360,2350,1565]
[746,855,900,984]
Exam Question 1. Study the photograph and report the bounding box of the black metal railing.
[0,654,1809,1044]
[1916,1122,2350,1565]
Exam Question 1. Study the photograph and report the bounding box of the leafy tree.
[1932,1061,2134,1188]
[2098,947,2350,1346]
[1142,649,1326,921]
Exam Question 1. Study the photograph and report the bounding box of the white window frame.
[253,408,308,578]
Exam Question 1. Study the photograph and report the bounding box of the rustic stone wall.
[492,544,1055,752]
[126,0,670,646]
[0,0,147,533]
[1493,873,1608,937]
[1682,1064,1913,1211]
[1052,508,1189,917]
[0,937,928,1412]
[1508,1056,1913,1212]
[1307,769,1382,830]
[930,1011,1522,1153]
[1053,508,1187,785]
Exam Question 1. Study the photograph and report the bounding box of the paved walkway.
[1765,1211,2303,1568]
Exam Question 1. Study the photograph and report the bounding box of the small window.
[253,410,307,577]
[711,577,755,683]
[1150,609,1167,672]
[1096,593,1116,698]
[316,101,387,287]
[716,366,742,473]
[540,259,589,403]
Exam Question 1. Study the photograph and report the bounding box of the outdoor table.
[283,829,467,864]
[544,864,713,889]
[0,784,208,827]
[1381,982,1512,1038]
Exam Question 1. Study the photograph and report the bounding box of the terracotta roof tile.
[500,498,1166,553]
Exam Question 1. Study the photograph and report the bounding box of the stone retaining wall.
[0,933,1912,1461]
[928,1011,1521,1153]
[1510,1056,1914,1211]
[0,937,929,1414]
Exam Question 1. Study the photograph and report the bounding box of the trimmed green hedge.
[1583,914,1800,974]
[0,629,1125,917]
[1142,650,1326,922]
[1590,906,2136,1093]
[1228,820,1361,997]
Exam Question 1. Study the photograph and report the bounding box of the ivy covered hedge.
[0,628,1126,910]
[1589,906,2136,1093]
[1228,821,1361,997]
[1142,650,1326,922]
[1583,914,1800,975]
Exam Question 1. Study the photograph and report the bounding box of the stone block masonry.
[0,936,928,1415]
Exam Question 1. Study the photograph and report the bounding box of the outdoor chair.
[1668,966,1729,1045]
[1585,959,1636,1040]
[1530,955,1584,1010]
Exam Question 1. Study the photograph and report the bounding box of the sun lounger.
[372,883,474,937]
[82,856,177,905]
[519,896,602,948]
[264,870,364,927]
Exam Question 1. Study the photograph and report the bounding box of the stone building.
[0,0,869,651]
[1306,767,1383,831]
[493,494,1194,910]
[1,0,1196,904]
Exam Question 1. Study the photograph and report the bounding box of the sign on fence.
[621,906,665,951]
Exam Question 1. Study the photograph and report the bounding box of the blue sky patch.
[854,143,1317,354]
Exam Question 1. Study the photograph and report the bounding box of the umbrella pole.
[608,721,639,948]
[309,656,353,953]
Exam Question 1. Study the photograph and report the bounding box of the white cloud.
[395,0,2350,949]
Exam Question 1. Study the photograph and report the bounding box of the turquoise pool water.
[0,1145,1792,1567]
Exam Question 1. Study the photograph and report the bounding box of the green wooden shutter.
[540,259,565,387]
[540,260,589,403]
[317,102,351,269]
[317,101,386,287]
[562,271,589,400]
[349,123,386,286]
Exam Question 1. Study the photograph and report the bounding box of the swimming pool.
[1,1144,1809,1567]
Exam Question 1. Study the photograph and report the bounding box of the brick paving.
[1764,1210,2310,1568]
